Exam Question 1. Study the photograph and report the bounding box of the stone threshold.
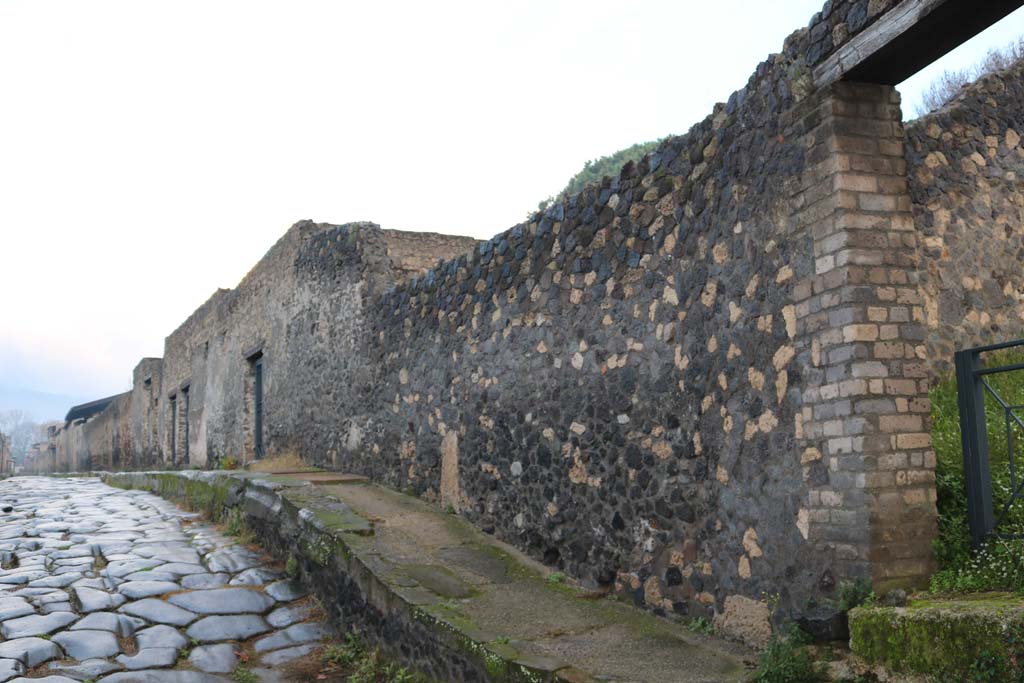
[101,470,753,683]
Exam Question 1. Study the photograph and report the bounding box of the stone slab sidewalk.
[103,470,753,683]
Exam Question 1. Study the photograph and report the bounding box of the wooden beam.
[814,0,944,87]
[814,0,1024,88]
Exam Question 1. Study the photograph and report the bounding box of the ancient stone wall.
[54,418,89,472]
[158,227,323,467]
[24,443,47,474]
[25,425,59,474]
[43,392,133,472]
[153,222,458,470]
[82,391,133,470]
[908,60,1024,371]
[160,288,230,467]
[382,230,480,282]
[0,433,10,475]
[338,0,942,630]
[45,0,1024,643]
[130,357,164,469]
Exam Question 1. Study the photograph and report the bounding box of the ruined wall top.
[382,229,480,283]
[907,57,1024,370]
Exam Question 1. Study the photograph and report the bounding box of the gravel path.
[0,476,330,683]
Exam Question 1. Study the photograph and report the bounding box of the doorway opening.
[169,393,177,465]
[244,349,265,462]
[181,385,190,466]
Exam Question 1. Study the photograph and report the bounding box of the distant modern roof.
[64,394,120,423]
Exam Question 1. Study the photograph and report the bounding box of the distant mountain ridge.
[0,385,88,423]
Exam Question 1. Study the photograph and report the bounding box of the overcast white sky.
[1,0,1022,417]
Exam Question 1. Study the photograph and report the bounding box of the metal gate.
[955,338,1024,546]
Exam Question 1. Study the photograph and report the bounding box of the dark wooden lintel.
[815,0,1024,88]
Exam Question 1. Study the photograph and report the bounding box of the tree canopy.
[914,36,1023,118]
[535,138,664,214]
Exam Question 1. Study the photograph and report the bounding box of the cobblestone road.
[0,477,330,683]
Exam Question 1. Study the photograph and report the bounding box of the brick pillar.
[790,82,937,591]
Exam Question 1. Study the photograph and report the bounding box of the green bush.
[930,350,1024,594]
[320,633,422,683]
[754,626,825,683]
[231,668,258,683]
[322,633,365,668]
[533,139,664,214]
[836,578,875,613]
[687,616,715,635]
[965,649,1020,683]
[285,554,300,579]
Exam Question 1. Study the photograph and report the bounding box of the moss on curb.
[849,595,1024,677]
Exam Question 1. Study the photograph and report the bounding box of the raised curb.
[100,470,750,683]
[849,596,1024,678]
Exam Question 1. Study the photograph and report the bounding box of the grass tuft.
[231,667,258,683]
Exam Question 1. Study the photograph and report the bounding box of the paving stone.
[94,543,134,557]
[259,643,319,667]
[187,644,237,674]
[0,479,327,683]
[98,671,232,683]
[75,586,128,612]
[264,580,306,602]
[0,659,23,683]
[52,566,88,577]
[186,615,271,642]
[265,602,315,628]
[52,630,121,660]
[135,625,187,651]
[35,591,72,605]
[0,611,76,639]
[123,572,179,583]
[40,602,74,614]
[116,649,180,670]
[117,581,180,600]
[104,560,163,578]
[0,574,33,586]
[249,668,284,683]
[150,564,206,578]
[50,548,94,560]
[180,574,228,590]
[204,548,263,574]
[229,568,283,586]
[0,598,34,621]
[0,637,63,667]
[134,547,201,565]
[118,599,197,626]
[9,676,79,683]
[72,612,145,635]
[167,588,274,615]
[254,623,327,652]
[48,659,120,681]
[29,573,82,589]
